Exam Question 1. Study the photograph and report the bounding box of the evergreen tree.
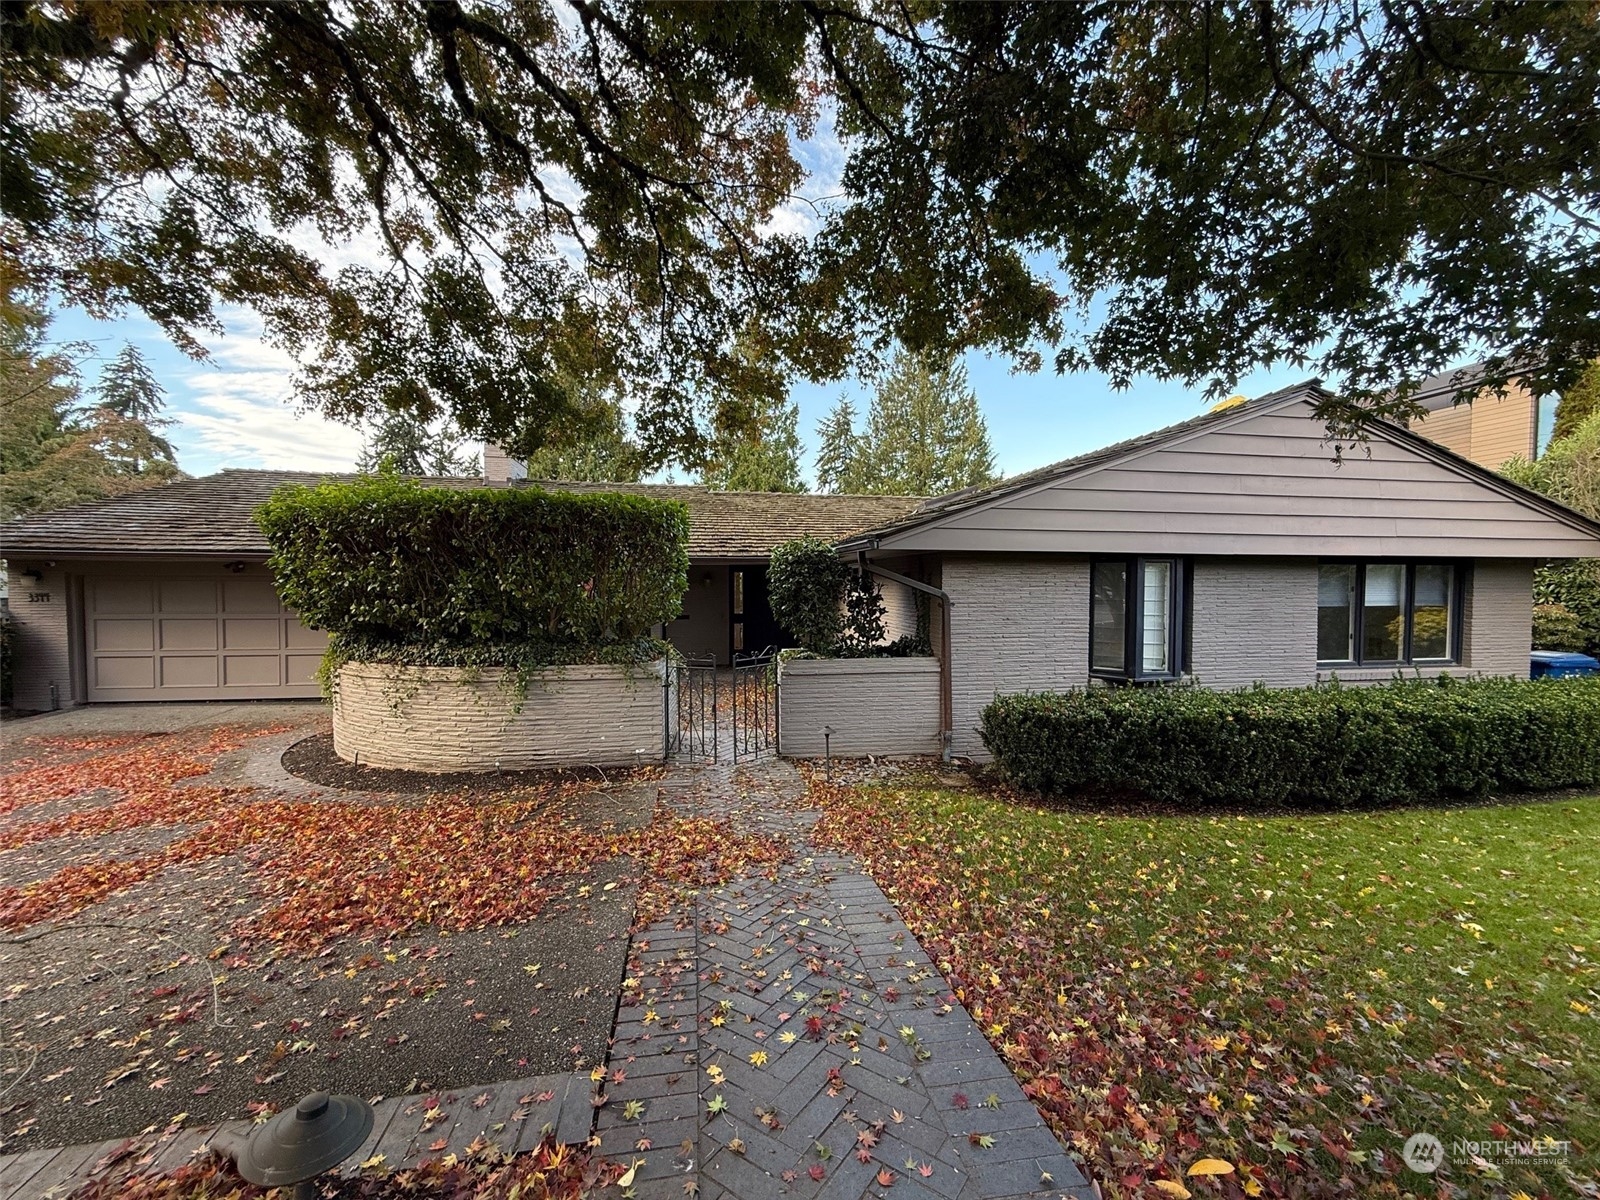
[701,394,803,492]
[827,350,998,496]
[358,412,478,475]
[1,310,180,519]
[520,400,644,482]
[89,343,175,471]
[814,398,865,494]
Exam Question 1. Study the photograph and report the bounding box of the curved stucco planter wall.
[333,660,666,772]
[777,656,941,758]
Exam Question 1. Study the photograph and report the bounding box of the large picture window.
[1317,562,1461,666]
[1090,558,1184,681]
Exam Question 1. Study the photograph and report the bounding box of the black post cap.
[237,1091,375,1187]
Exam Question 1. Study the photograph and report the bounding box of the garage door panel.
[159,580,219,613]
[160,618,219,651]
[223,655,282,687]
[94,580,154,614]
[96,657,156,690]
[161,656,219,688]
[86,572,322,701]
[95,619,155,651]
[223,618,283,650]
[223,579,282,612]
[285,622,329,650]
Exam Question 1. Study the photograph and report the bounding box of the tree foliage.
[701,393,803,492]
[817,350,997,496]
[1553,360,1600,443]
[1502,410,1600,655]
[357,411,479,476]
[5,1,1597,459]
[0,314,180,519]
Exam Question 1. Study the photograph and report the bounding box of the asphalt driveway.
[0,703,647,1151]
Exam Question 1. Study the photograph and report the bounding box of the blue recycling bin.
[1530,650,1600,679]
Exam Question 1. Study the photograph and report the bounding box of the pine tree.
[88,343,175,472]
[825,350,999,496]
[358,412,479,475]
[1,311,180,518]
[702,394,803,492]
[814,398,865,493]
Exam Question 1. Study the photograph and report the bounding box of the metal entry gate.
[666,648,776,763]
[729,646,776,761]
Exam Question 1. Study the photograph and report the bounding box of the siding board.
[876,398,1599,558]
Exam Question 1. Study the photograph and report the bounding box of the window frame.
[1088,556,1186,683]
[1316,559,1466,668]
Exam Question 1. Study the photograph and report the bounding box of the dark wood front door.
[730,565,792,658]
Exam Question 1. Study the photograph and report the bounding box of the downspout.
[857,550,955,761]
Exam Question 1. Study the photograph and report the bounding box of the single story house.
[836,383,1600,757]
[4,383,1598,759]
[0,473,918,710]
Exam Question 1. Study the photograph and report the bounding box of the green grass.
[815,783,1600,1199]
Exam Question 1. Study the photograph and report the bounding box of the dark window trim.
[1316,559,1465,668]
[1089,556,1186,683]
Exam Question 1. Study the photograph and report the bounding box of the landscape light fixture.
[236,1091,374,1199]
[823,725,835,779]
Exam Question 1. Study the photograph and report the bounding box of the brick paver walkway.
[595,759,1095,1200]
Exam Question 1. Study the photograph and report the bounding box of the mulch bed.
[281,733,659,797]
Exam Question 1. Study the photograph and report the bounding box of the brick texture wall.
[1463,560,1533,676]
[334,661,665,771]
[5,566,75,711]
[778,656,941,757]
[943,556,1090,759]
[1189,559,1319,688]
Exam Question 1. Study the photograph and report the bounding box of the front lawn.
[812,777,1599,1199]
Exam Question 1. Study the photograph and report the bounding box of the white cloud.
[169,310,365,473]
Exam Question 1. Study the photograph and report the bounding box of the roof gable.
[855,389,1600,558]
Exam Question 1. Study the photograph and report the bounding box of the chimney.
[483,442,527,483]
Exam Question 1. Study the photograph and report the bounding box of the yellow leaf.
[1152,1182,1191,1198]
[617,1159,644,1188]
[1242,1177,1263,1197]
[1187,1158,1235,1176]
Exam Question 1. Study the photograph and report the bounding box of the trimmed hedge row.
[256,475,689,649]
[981,677,1600,808]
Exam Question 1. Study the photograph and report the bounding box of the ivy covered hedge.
[981,676,1600,808]
[256,475,689,662]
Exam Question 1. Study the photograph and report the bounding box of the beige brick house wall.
[334,660,665,771]
[777,656,940,757]
[940,554,1535,760]
[4,565,76,711]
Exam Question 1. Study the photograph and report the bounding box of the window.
[1317,562,1461,666]
[1090,558,1183,680]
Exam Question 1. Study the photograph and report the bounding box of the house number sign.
[27,592,52,603]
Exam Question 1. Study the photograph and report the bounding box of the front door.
[730,565,792,658]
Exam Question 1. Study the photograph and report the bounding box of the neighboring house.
[1404,362,1552,469]
[5,384,1599,756]
[838,384,1600,758]
[0,471,918,711]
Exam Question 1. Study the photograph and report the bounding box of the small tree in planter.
[767,535,888,656]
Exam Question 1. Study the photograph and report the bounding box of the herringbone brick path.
[595,759,1095,1200]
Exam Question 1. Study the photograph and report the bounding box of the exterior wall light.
[236,1091,375,1199]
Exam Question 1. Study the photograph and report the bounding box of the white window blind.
[1141,560,1171,674]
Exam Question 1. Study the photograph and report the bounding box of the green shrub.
[1533,602,1587,652]
[980,676,1600,808]
[768,536,849,653]
[256,475,689,654]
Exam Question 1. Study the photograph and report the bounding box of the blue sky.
[50,300,1313,488]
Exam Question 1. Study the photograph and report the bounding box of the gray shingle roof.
[0,471,924,561]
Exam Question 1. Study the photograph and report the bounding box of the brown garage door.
[86,575,327,701]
